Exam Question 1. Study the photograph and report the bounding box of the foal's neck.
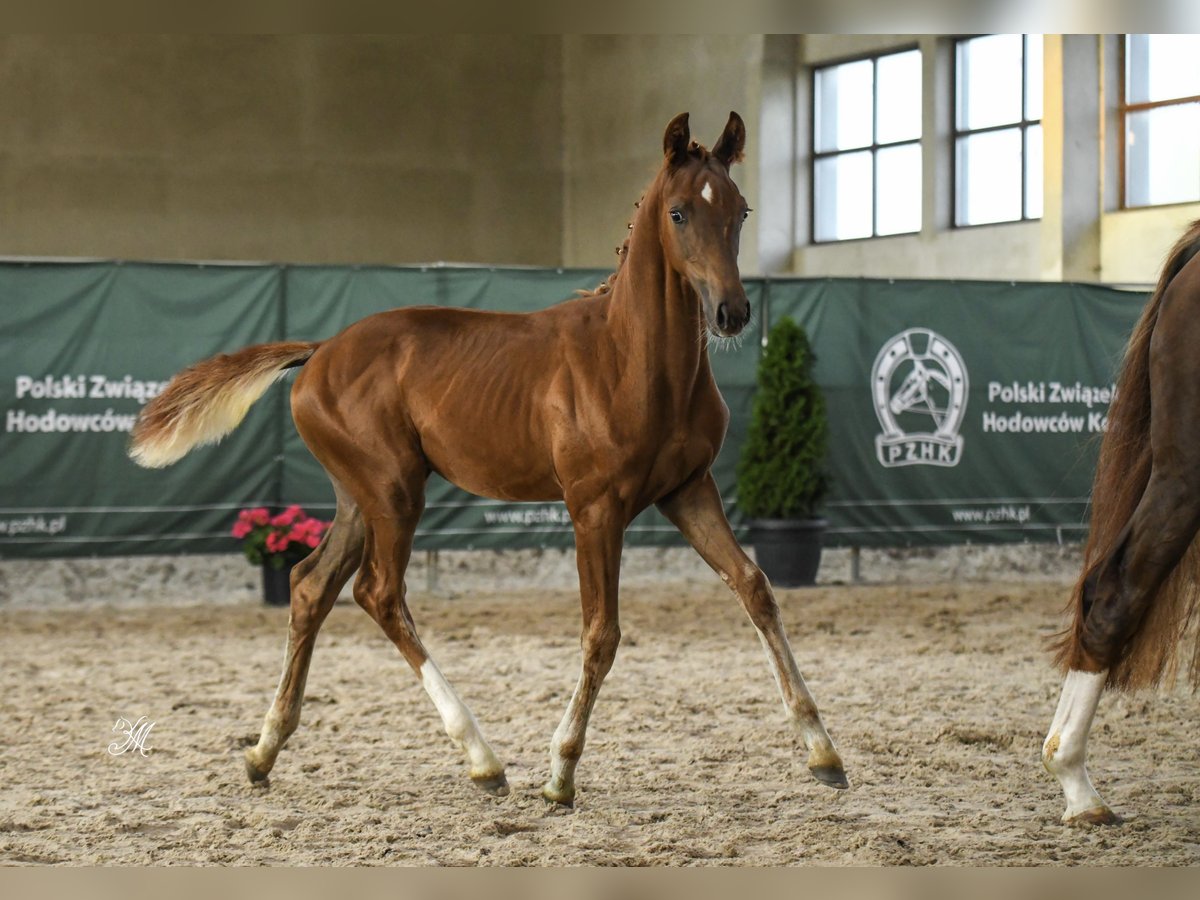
[605,188,709,398]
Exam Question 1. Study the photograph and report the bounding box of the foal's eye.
[669,209,685,225]
[742,208,752,221]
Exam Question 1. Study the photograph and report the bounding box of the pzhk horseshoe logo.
[872,328,968,468]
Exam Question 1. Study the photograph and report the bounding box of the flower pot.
[747,518,827,588]
[261,562,295,607]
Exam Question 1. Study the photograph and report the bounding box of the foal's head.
[658,111,752,338]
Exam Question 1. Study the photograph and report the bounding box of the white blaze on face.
[701,181,714,205]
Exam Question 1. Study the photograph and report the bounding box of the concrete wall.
[1100,204,1200,284]
[2,34,1194,284]
[0,35,564,265]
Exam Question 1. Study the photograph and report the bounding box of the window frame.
[951,33,1043,228]
[809,44,923,244]
[1119,34,1200,210]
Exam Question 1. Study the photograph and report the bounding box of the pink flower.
[270,504,304,528]
[233,506,329,561]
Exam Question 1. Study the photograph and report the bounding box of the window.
[812,48,922,242]
[1122,34,1200,208]
[954,34,1043,226]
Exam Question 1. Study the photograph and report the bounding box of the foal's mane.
[578,205,637,299]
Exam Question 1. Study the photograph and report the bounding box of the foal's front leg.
[658,473,848,790]
[542,498,624,806]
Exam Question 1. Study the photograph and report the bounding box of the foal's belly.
[418,418,565,503]
[430,451,565,504]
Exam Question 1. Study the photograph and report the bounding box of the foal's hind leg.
[245,490,364,782]
[1044,470,1200,824]
[658,473,847,790]
[352,476,508,796]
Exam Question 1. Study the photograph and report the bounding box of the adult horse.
[1045,218,1200,825]
[129,112,848,805]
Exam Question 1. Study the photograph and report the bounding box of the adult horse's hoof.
[244,749,270,784]
[471,772,511,797]
[809,764,850,790]
[1064,805,1122,827]
[541,781,575,808]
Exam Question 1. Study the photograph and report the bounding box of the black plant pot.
[747,518,827,588]
[261,562,295,607]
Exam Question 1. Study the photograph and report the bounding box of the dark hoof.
[541,782,575,808]
[1065,806,1122,827]
[810,764,850,790]
[471,772,510,797]
[244,749,270,784]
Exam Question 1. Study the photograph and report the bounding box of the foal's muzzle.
[709,292,750,337]
[715,301,750,336]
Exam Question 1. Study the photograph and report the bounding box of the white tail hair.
[129,341,319,468]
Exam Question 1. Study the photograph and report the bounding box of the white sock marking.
[1043,669,1109,820]
[420,659,502,779]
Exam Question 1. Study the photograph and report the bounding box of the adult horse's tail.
[129,341,320,469]
[1054,220,1200,690]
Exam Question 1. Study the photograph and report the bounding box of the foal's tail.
[129,341,320,469]
[1053,220,1200,690]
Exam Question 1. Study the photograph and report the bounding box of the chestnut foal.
[130,112,847,805]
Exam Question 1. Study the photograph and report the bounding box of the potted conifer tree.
[736,317,829,587]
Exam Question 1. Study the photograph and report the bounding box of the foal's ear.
[712,111,746,168]
[663,112,691,168]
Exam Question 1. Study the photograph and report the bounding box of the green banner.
[770,278,1145,547]
[0,262,1147,558]
[0,263,281,557]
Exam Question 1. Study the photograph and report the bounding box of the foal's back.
[290,295,620,502]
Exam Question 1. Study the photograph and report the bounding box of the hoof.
[541,782,575,808]
[809,764,850,791]
[471,772,511,797]
[244,749,270,784]
[1064,805,1122,827]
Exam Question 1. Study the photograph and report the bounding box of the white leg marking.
[754,627,839,766]
[1043,669,1111,821]
[247,638,303,773]
[701,180,714,204]
[547,679,586,797]
[420,659,503,780]
[723,564,844,786]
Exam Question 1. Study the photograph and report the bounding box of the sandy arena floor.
[1,576,1198,865]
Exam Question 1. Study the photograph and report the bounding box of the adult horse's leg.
[1042,668,1111,824]
[657,472,848,790]
[352,473,508,796]
[1044,469,1200,824]
[1045,275,1200,824]
[542,498,624,806]
[245,487,364,782]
